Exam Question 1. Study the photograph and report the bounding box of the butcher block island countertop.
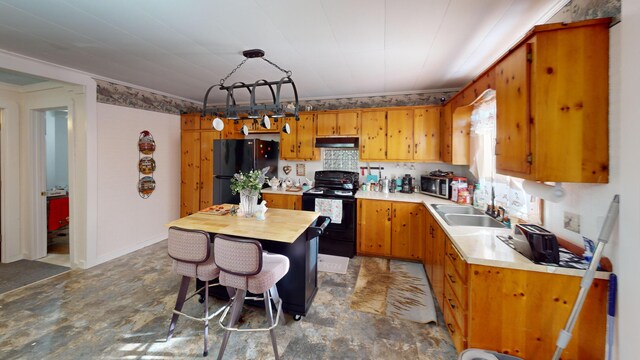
[166,205,320,244]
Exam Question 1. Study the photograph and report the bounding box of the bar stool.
[213,234,290,360]
[166,226,224,357]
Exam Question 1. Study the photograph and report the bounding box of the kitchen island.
[167,206,325,319]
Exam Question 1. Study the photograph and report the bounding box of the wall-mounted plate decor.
[138,130,156,154]
[138,176,156,198]
[138,130,156,198]
[138,156,156,174]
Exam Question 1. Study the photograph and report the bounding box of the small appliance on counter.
[400,174,413,193]
[420,170,454,199]
[500,224,560,264]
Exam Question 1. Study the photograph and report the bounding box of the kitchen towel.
[314,198,342,224]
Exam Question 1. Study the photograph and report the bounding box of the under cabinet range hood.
[315,137,359,148]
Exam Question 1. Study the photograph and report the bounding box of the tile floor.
[0,240,457,359]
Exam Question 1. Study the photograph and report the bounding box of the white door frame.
[0,100,21,263]
[30,109,48,260]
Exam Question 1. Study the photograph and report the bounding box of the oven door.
[302,195,355,234]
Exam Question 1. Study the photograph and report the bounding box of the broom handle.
[551,195,619,360]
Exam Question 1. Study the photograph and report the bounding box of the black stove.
[302,171,359,258]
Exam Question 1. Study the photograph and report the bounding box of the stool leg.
[203,280,209,357]
[269,285,285,325]
[217,289,246,360]
[167,276,191,340]
[264,290,279,359]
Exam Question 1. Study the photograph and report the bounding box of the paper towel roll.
[522,180,565,202]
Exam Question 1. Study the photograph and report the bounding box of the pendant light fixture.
[201,49,299,133]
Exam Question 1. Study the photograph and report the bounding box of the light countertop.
[167,205,319,243]
[261,187,304,196]
[355,190,608,279]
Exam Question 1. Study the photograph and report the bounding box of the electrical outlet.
[564,212,581,233]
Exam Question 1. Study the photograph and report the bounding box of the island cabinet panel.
[390,202,424,260]
[357,199,392,256]
[467,265,607,359]
[495,43,531,176]
[180,131,201,217]
[386,109,414,161]
[262,193,302,210]
[414,107,441,161]
[495,19,610,182]
[360,110,387,160]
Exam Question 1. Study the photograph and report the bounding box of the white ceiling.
[0,0,566,104]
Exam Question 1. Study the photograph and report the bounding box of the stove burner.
[332,190,353,196]
[306,187,328,194]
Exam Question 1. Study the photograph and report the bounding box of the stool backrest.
[168,226,211,263]
[213,234,263,276]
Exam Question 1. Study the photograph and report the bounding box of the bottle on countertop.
[473,183,486,210]
[389,176,396,193]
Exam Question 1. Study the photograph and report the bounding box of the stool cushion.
[172,244,220,281]
[220,253,290,294]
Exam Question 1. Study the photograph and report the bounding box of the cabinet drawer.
[443,299,466,353]
[445,239,468,283]
[445,256,468,310]
[444,279,466,334]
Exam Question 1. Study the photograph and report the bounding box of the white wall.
[95,103,180,263]
[0,87,22,262]
[616,2,640,358]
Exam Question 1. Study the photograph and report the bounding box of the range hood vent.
[315,137,359,148]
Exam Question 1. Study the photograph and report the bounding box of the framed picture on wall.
[296,163,305,176]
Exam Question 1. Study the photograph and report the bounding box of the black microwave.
[420,175,452,199]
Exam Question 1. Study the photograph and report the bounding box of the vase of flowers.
[230,167,269,217]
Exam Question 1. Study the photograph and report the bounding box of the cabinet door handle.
[449,252,457,261]
[447,323,455,333]
[447,297,456,310]
[387,208,391,221]
[414,143,417,154]
[447,273,456,284]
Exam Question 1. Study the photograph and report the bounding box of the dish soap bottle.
[473,183,486,210]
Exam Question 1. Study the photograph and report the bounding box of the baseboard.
[93,233,167,267]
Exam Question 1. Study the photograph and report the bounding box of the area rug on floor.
[318,253,349,274]
[0,260,70,295]
[349,257,437,324]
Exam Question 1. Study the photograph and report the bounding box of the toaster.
[513,224,560,264]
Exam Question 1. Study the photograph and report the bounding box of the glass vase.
[239,189,259,217]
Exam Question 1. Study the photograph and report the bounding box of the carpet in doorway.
[0,260,70,295]
[317,253,349,274]
[47,226,69,254]
[349,257,437,324]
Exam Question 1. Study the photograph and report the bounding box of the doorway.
[38,108,71,267]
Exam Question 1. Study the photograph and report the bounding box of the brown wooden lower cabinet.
[357,199,424,260]
[436,235,607,359]
[261,193,302,210]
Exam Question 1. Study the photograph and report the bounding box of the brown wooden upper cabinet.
[316,111,360,136]
[361,106,441,161]
[279,113,319,161]
[495,19,610,183]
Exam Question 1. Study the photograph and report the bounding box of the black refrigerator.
[213,139,279,205]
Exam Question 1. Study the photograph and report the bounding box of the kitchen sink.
[431,204,485,215]
[443,213,506,228]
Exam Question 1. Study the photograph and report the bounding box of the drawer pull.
[447,298,456,309]
[449,252,458,261]
[447,323,455,333]
[447,273,456,284]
